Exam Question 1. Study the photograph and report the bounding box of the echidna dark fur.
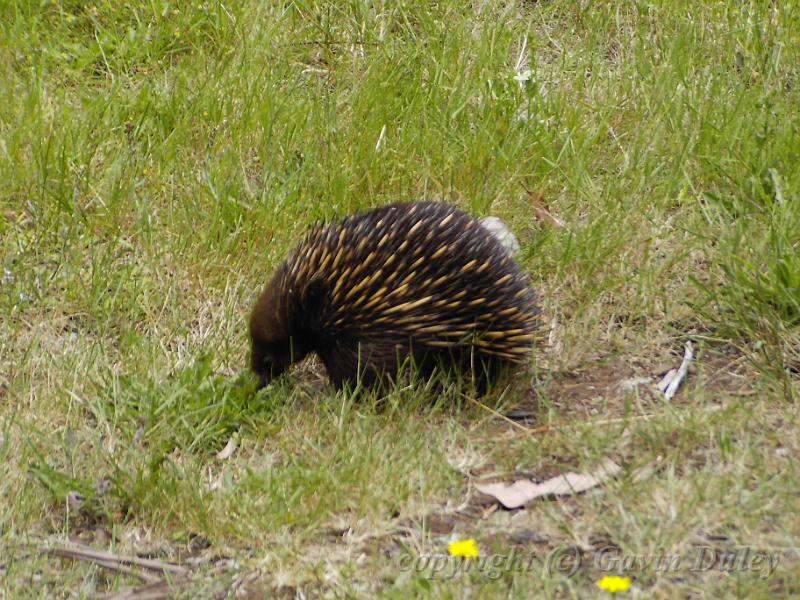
[249,201,539,392]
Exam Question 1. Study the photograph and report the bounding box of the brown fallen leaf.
[475,459,621,509]
[526,191,565,228]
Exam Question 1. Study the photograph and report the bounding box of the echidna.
[249,201,539,392]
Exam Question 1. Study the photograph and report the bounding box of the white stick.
[656,369,677,393]
[664,341,693,401]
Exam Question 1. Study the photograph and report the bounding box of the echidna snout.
[249,201,539,392]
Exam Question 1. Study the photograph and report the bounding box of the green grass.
[1,0,799,597]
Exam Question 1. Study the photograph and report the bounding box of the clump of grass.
[694,190,799,400]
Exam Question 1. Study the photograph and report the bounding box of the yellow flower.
[596,575,631,593]
[448,538,479,558]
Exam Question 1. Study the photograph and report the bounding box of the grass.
[1,0,799,597]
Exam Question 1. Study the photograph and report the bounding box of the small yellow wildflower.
[448,538,479,558]
[596,575,631,593]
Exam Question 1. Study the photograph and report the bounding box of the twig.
[38,540,189,579]
[465,395,546,434]
[51,553,161,583]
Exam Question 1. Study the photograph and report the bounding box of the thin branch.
[39,541,190,577]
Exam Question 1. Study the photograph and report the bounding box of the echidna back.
[271,201,538,388]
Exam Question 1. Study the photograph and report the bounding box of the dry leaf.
[216,435,238,460]
[527,191,565,228]
[476,459,621,509]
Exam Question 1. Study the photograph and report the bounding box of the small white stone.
[480,216,521,257]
